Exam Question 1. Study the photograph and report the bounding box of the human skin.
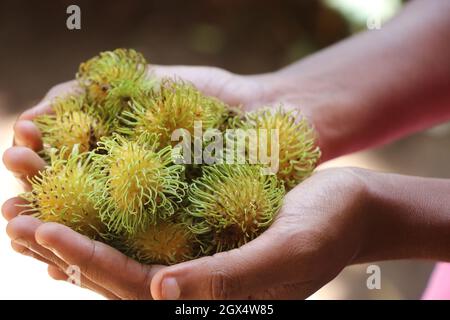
[3,0,450,299]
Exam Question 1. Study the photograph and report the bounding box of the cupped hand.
[2,205,163,299]
[149,167,368,299]
[3,166,368,299]
[2,65,282,299]
[3,65,277,189]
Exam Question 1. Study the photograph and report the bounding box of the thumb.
[149,65,252,107]
[150,225,299,300]
[149,65,234,94]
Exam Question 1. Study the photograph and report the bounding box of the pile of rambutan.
[21,49,320,265]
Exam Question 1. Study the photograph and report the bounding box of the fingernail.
[13,238,30,248]
[161,277,180,300]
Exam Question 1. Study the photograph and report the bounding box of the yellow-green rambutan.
[124,217,200,265]
[219,105,245,131]
[34,96,109,160]
[76,48,149,104]
[93,132,188,235]
[187,164,285,252]
[14,48,324,266]
[101,78,156,124]
[21,147,105,239]
[121,79,227,147]
[239,108,320,190]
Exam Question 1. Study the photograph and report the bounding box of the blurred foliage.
[324,0,403,32]
[0,0,401,112]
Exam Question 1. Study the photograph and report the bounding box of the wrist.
[308,167,372,267]
[353,170,450,263]
[337,167,372,265]
[261,68,361,162]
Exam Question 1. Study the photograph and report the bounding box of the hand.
[2,210,163,299]
[1,65,282,299]
[3,65,278,190]
[149,167,367,299]
[3,166,367,299]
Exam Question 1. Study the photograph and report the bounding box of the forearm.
[354,169,450,263]
[265,0,450,161]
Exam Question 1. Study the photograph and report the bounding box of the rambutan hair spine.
[19,48,328,266]
[92,132,188,235]
[124,216,202,265]
[20,146,107,240]
[76,48,149,102]
[76,48,160,127]
[102,78,158,129]
[34,95,109,161]
[238,107,321,190]
[119,78,228,147]
[187,163,285,253]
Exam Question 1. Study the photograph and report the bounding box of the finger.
[47,265,68,280]
[150,226,300,300]
[150,65,236,103]
[13,120,43,151]
[19,80,79,121]
[13,80,81,158]
[47,265,120,300]
[2,146,46,189]
[35,222,165,300]
[42,80,81,101]
[6,216,66,268]
[2,197,30,221]
[10,241,57,266]
[7,216,119,299]
[18,101,53,121]
[150,65,229,87]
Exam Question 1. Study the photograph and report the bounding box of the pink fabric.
[422,263,450,300]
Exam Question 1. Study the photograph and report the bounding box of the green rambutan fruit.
[121,79,227,147]
[187,164,285,252]
[239,108,321,190]
[34,96,109,160]
[219,105,245,131]
[101,78,156,123]
[76,49,158,128]
[76,48,149,104]
[124,217,200,265]
[21,147,105,239]
[94,132,188,235]
[14,48,324,266]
